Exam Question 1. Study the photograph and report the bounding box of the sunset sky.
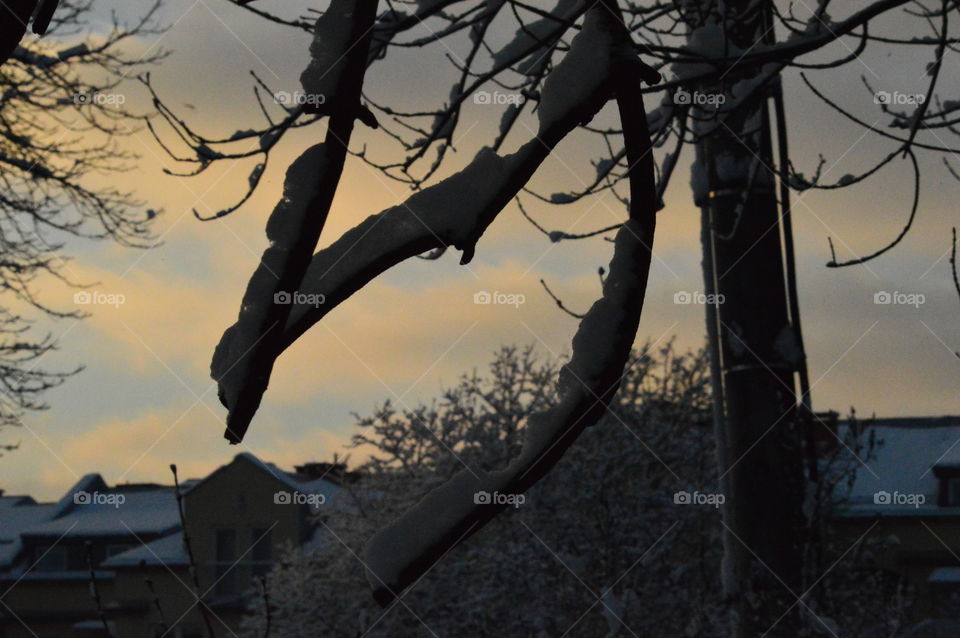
[3,0,958,500]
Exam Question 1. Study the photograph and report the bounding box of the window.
[947,477,960,506]
[250,528,273,578]
[34,545,67,571]
[212,529,237,596]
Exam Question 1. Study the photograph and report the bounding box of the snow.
[786,2,834,43]
[772,325,802,367]
[182,452,340,506]
[299,1,360,106]
[537,7,618,134]
[285,144,532,331]
[55,474,107,517]
[414,0,450,15]
[929,567,960,583]
[690,159,709,205]
[284,5,639,338]
[273,2,658,599]
[363,213,654,599]
[26,488,180,537]
[211,143,327,415]
[838,417,960,516]
[491,0,584,73]
[413,85,459,149]
[248,162,264,189]
[101,533,187,568]
[0,499,56,567]
[215,1,381,439]
[671,24,743,80]
[496,103,520,140]
[1,453,336,573]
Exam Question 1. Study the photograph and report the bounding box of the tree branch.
[361,1,661,604]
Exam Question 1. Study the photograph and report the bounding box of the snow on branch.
[213,3,658,448]
[212,0,380,444]
[361,2,661,605]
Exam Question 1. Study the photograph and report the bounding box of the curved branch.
[361,2,660,605]
[539,278,587,319]
[827,150,920,267]
[213,0,381,443]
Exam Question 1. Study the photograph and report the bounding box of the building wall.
[1,575,118,638]
[182,457,309,599]
[833,515,960,617]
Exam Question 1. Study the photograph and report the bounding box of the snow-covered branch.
[361,3,661,603]
[213,0,380,444]
[213,2,659,445]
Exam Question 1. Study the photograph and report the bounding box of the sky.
[2,0,958,500]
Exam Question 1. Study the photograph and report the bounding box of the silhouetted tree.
[241,345,900,637]
[0,1,164,437]
[151,0,960,634]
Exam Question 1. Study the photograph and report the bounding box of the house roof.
[839,416,960,517]
[22,487,180,538]
[1,452,343,572]
[0,498,57,568]
[101,532,187,568]
[929,567,960,584]
[183,452,341,503]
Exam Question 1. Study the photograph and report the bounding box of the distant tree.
[0,1,164,439]
[240,344,905,637]
[242,342,724,637]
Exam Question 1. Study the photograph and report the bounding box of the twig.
[259,576,272,638]
[144,576,169,636]
[827,150,920,267]
[952,228,960,360]
[539,279,586,319]
[85,541,114,638]
[171,463,216,638]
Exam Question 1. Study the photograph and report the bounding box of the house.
[0,454,343,638]
[832,416,960,624]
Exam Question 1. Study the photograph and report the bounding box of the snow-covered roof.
[101,532,186,568]
[184,452,341,503]
[0,498,57,567]
[839,416,960,517]
[929,567,960,584]
[1,452,344,573]
[23,487,179,538]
